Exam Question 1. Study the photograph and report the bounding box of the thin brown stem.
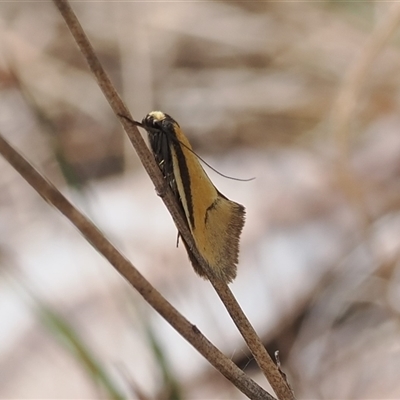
[0,133,274,400]
[210,278,294,399]
[51,0,294,398]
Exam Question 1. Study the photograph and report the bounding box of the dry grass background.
[1,1,400,399]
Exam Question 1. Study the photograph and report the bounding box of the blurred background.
[1,1,400,399]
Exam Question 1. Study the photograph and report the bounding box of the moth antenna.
[118,114,143,127]
[176,138,255,182]
[124,113,255,182]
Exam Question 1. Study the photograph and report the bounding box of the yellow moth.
[136,111,245,283]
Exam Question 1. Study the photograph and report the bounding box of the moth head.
[142,111,179,135]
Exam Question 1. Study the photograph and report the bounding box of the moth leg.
[155,181,169,198]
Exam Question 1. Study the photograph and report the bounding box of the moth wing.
[201,196,245,282]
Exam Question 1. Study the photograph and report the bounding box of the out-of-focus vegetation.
[1,1,400,399]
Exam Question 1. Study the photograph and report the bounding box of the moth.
[134,111,245,283]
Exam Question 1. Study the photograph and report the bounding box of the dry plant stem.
[0,134,274,400]
[332,3,400,229]
[210,277,294,399]
[52,1,293,399]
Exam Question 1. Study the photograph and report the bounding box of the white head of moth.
[140,111,245,283]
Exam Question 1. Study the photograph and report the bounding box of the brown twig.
[51,0,294,398]
[210,277,294,398]
[0,133,274,400]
